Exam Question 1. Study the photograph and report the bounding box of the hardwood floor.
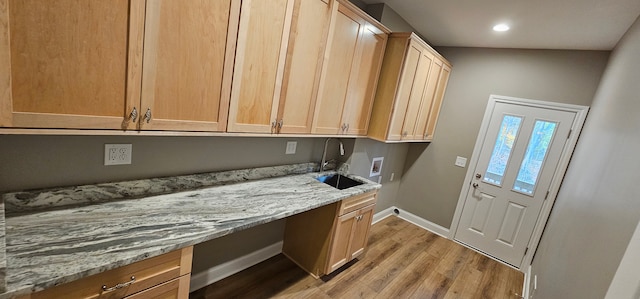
[190,216,524,299]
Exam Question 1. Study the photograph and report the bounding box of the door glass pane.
[513,120,557,195]
[484,115,523,186]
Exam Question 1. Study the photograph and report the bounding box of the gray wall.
[396,48,610,227]
[192,219,286,274]
[531,15,640,299]
[347,0,366,10]
[364,3,430,43]
[0,135,327,193]
[344,138,408,213]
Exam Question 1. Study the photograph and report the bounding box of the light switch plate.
[285,141,297,155]
[105,144,132,166]
[455,156,467,168]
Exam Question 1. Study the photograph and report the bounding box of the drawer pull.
[102,276,136,292]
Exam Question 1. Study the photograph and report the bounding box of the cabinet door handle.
[129,107,138,123]
[143,108,152,123]
[277,119,283,133]
[102,276,135,292]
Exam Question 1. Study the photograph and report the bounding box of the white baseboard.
[372,206,395,224]
[189,241,283,292]
[393,207,450,238]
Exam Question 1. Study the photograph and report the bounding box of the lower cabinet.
[19,246,193,299]
[283,191,377,277]
[325,204,375,273]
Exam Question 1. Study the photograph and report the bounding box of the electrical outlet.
[285,141,297,155]
[104,144,132,166]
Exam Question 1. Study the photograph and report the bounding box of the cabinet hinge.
[545,191,550,200]
[524,247,529,256]
[567,129,572,139]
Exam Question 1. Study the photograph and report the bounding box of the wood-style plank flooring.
[190,216,524,299]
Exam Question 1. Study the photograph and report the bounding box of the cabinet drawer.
[123,275,190,299]
[338,191,377,216]
[22,246,193,299]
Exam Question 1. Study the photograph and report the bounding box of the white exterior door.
[454,96,581,267]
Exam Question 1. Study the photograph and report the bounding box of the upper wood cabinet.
[226,0,293,133]
[227,0,334,134]
[0,0,239,132]
[1,0,391,137]
[341,18,387,136]
[0,0,139,129]
[312,1,389,136]
[134,0,238,132]
[368,32,452,142]
[277,0,334,134]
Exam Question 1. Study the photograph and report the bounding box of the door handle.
[472,183,479,189]
[475,173,482,179]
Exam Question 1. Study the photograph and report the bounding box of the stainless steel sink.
[316,174,363,190]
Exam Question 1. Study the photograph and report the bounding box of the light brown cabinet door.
[137,0,239,132]
[348,204,375,260]
[325,204,375,274]
[415,58,443,139]
[424,63,451,140]
[276,0,334,134]
[326,210,357,273]
[401,49,434,140]
[1,0,144,129]
[313,2,388,136]
[342,20,387,136]
[227,0,294,133]
[386,42,421,141]
[312,5,361,134]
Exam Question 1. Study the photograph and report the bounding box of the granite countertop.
[0,164,380,298]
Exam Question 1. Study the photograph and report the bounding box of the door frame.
[449,94,589,270]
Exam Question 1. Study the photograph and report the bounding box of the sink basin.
[316,174,364,190]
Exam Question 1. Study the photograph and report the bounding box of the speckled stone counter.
[0,164,379,298]
[0,202,6,294]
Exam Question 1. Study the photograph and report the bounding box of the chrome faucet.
[320,138,345,172]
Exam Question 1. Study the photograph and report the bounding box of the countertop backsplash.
[2,162,332,216]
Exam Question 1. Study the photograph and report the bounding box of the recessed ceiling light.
[493,24,510,32]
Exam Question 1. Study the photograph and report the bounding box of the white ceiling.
[361,0,640,50]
